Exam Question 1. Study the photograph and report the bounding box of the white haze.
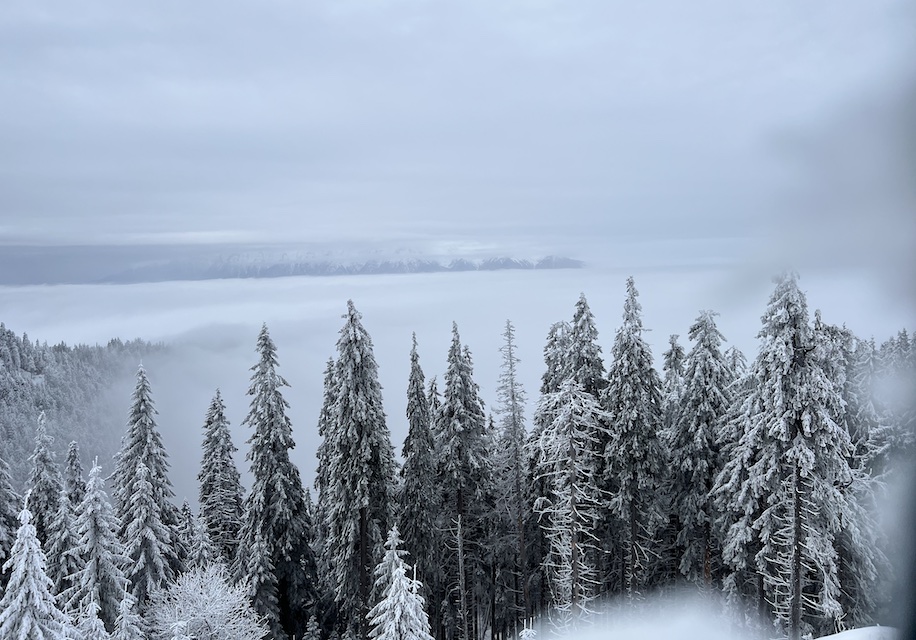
[1,264,909,505]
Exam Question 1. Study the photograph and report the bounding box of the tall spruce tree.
[523,321,572,620]
[235,324,318,640]
[26,412,63,549]
[532,380,609,633]
[602,277,666,599]
[198,389,245,565]
[435,323,492,640]
[713,273,858,639]
[398,334,439,616]
[669,311,731,587]
[113,367,179,607]
[314,356,340,623]
[64,441,86,511]
[541,322,571,396]
[0,508,76,640]
[113,366,181,588]
[64,463,129,632]
[45,484,82,597]
[493,320,530,632]
[566,295,606,398]
[661,334,686,434]
[323,301,397,639]
[0,444,22,586]
[124,461,174,606]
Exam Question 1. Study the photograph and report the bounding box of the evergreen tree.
[540,322,571,395]
[493,320,530,632]
[713,274,858,639]
[602,276,666,599]
[532,381,609,632]
[0,508,76,640]
[112,366,181,585]
[123,461,174,606]
[0,444,21,585]
[64,441,86,510]
[235,324,317,639]
[303,616,323,640]
[187,508,216,570]
[723,346,748,382]
[112,593,145,640]
[198,389,245,566]
[64,463,129,632]
[323,302,397,639]
[367,527,434,640]
[26,412,63,549]
[661,334,686,433]
[566,295,606,398]
[314,356,339,622]
[78,601,112,640]
[669,311,731,587]
[45,484,82,596]
[435,323,492,640]
[398,334,439,614]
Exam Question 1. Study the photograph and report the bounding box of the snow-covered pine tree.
[713,273,857,639]
[235,324,318,640]
[323,302,397,640]
[493,320,530,633]
[188,508,215,570]
[367,527,434,640]
[532,380,609,633]
[78,600,112,640]
[812,316,888,630]
[198,389,244,566]
[523,321,573,620]
[602,276,666,599]
[303,615,322,640]
[435,323,492,640]
[112,366,181,587]
[566,295,606,398]
[45,482,82,596]
[122,460,174,607]
[0,444,21,586]
[540,322,571,396]
[669,311,731,588]
[64,441,86,510]
[0,508,76,640]
[398,334,439,619]
[314,356,339,620]
[26,412,64,549]
[723,346,748,383]
[64,463,130,632]
[661,334,686,434]
[655,333,687,587]
[112,593,144,640]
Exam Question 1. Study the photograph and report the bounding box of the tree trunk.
[790,465,802,640]
[360,506,369,640]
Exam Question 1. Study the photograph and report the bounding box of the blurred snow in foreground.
[521,596,899,640]
[822,627,899,640]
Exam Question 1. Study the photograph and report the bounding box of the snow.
[821,628,899,640]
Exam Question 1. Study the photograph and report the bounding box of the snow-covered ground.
[823,626,899,640]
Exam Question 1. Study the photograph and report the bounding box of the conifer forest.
[0,273,913,640]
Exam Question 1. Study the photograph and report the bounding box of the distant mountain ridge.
[102,254,584,284]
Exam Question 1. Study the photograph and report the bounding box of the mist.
[1,263,909,505]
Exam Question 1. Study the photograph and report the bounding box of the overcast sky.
[1,0,913,268]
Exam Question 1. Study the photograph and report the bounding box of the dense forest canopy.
[0,274,913,640]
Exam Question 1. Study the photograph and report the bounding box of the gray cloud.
[2,0,911,256]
